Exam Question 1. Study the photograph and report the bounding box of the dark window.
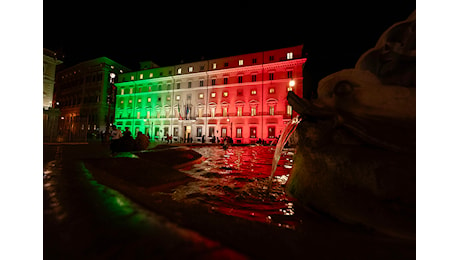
[269,55,274,61]
[251,75,257,82]
[237,89,243,96]
[224,62,229,67]
[224,78,228,84]
[188,82,192,88]
[269,73,274,80]
[176,83,180,89]
[268,127,275,138]
[212,79,216,85]
[287,71,293,78]
[252,58,257,64]
[250,127,257,138]
[200,80,204,86]
[238,76,243,83]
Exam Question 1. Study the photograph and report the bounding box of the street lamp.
[227,117,232,139]
[105,72,117,143]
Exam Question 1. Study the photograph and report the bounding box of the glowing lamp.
[110,73,116,79]
[289,80,295,87]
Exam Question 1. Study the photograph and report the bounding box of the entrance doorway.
[184,125,191,142]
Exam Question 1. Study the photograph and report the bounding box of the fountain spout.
[267,115,301,193]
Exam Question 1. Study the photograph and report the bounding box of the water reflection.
[174,145,301,229]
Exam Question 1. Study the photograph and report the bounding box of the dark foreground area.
[43,143,415,259]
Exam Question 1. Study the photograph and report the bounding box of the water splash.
[267,116,301,193]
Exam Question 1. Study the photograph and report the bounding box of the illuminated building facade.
[54,57,130,141]
[114,45,306,144]
[43,48,63,142]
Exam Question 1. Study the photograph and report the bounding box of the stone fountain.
[286,11,415,239]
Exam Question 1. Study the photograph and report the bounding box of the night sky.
[44,1,415,76]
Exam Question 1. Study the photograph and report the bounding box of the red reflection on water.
[176,146,301,229]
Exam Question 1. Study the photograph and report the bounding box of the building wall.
[43,49,63,109]
[54,57,130,142]
[43,48,63,142]
[114,45,306,144]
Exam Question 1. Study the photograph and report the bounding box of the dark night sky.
[44,1,415,74]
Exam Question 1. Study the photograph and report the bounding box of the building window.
[237,89,243,96]
[199,93,204,99]
[149,73,153,78]
[176,95,181,101]
[269,88,275,94]
[224,77,228,84]
[200,65,205,71]
[269,105,275,115]
[238,76,243,83]
[209,127,215,137]
[129,88,133,94]
[212,79,216,85]
[177,68,182,74]
[200,80,204,86]
[221,127,227,138]
[252,58,257,64]
[211,92,216,98]
[173,127,179,137]
[287,71,293,78]
[188,66,193,72]
[187,94,191,101]
[188,81,192,88]
[148,86,152,92]
[268,127,275,138]
[138,98,142,103]
[251,75,257,82]
[224,62,229,67]
[287,105,292,115]
[211,107,216,117]
[139,87,142,93]
[223,91,228,97]
[147,97,151,102]
[269,55,274,61]
[120,100,124,104]
[167,96,171,101]
[251,89,257,95]
[147,111,150,119]
[176,83,180,89]
[287,52,293,60]
[140,74,143,79]
[128,99,132,103]
[131,76,134,80]
[269,73,274,80]
[197,127,202,137]
[251,107,257,116]
[250,127,257,138]
[213,63,217,69]
[236,127,242,138]
[239,59,244,66]
[121,89,124,95]
[137,112,141,119]
[222,107,227,117]
[198,108,203,117]
[237,107,242,117]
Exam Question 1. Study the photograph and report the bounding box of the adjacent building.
[54,57,130,142]
[114,45,306,144]
[43,48,63,142]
